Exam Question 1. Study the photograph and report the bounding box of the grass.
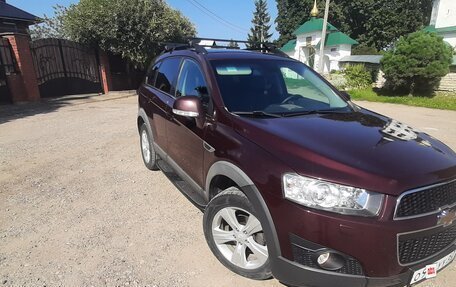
[349,88,456,111]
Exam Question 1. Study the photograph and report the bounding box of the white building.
[280,1,357,73]
[425,0,456,48]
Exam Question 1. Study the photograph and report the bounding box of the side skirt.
[154,143,207,211]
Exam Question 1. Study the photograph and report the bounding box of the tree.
[63,0,195,68]
[276,0,313,47]
[351,44,380,55]
[228,39,240,48]
[275,0,433,50]
[29,5,68,39]
[247,0,273,49]
[381,31,453,95]
[358,0,433,50]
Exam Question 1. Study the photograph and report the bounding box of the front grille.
[398,224,456,265]
[291,244,364,276]
[396,180,456,218]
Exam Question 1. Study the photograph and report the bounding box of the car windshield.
[210,59,350,116]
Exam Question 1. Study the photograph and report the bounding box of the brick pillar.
[98,50,112,94]
[4,34,40,102]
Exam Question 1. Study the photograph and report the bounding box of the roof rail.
[160,38,289,58]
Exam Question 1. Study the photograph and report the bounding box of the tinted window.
[146,62,160,86]
[211,59,348,114]
[176,60,209,97]
[155,57,182,94]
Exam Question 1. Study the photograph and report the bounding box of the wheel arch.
[137,108,154,139]
[205,161,254,198]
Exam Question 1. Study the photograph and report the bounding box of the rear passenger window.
[155,57,182,94]
[146,62,160,86]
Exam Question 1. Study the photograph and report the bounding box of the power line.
[190,0,248,32]
[184,0,249,34]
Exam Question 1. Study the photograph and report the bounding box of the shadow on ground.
[0,93,99,125]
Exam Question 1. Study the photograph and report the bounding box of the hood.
[232,109,456,195]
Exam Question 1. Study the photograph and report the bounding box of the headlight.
[282,173,384,216]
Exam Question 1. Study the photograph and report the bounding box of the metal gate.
[30,38,102,97]
[0,38,15,104]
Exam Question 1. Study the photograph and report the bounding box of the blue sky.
[8,0,279,40]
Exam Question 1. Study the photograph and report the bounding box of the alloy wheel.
[141,129,151,163]
[211,207,268,270]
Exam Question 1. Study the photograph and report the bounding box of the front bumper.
[272,244,455,287]
[258,191,456,286]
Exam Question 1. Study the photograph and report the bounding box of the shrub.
[344,64,372,89]
[326,73,347,90]
[381,31,453,95]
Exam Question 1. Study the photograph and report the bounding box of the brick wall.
[3,34,40,102]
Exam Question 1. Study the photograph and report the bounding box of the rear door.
[166,58,210,187]
[140,57,182,153]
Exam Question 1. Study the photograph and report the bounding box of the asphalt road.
[0,94,455,287]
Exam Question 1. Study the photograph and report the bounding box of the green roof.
[424,25,456,34]
[293,18,338,35]
[316,31,358,48]
[423,25,437,33]
[325,31,358,46]
[280,39,296,52]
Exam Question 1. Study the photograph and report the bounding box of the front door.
[166,58,210,187]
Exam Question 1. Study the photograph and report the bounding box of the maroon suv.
[137,42,456,287]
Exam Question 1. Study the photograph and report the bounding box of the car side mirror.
[340,91,351,101]
[173,96,203,118]
[172,96,204,128]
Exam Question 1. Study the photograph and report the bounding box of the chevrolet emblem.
[437,207,456,227]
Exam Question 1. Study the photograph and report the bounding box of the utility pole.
[318,0,330,74]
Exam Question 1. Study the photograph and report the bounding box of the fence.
[30,38,102,97]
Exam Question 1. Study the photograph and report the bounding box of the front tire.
[203,187,272,280]
[139,123,159,170]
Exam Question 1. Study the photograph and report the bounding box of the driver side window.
[176,59,210,111]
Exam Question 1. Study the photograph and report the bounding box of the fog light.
[315,251,345,271]
[317,252,330,265]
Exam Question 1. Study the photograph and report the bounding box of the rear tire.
[139,123,159,170]
[203,187,272,280]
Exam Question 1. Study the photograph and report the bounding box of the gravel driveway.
[0,94,455,287]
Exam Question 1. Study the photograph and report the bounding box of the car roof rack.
[161,38,289,58]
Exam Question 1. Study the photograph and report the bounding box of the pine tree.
[247,0,273,49]
[228,39,240,48]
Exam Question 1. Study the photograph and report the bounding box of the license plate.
[410,250,456,284]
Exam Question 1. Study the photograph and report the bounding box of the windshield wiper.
[283,109,348,117]
[232,111,283,118]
